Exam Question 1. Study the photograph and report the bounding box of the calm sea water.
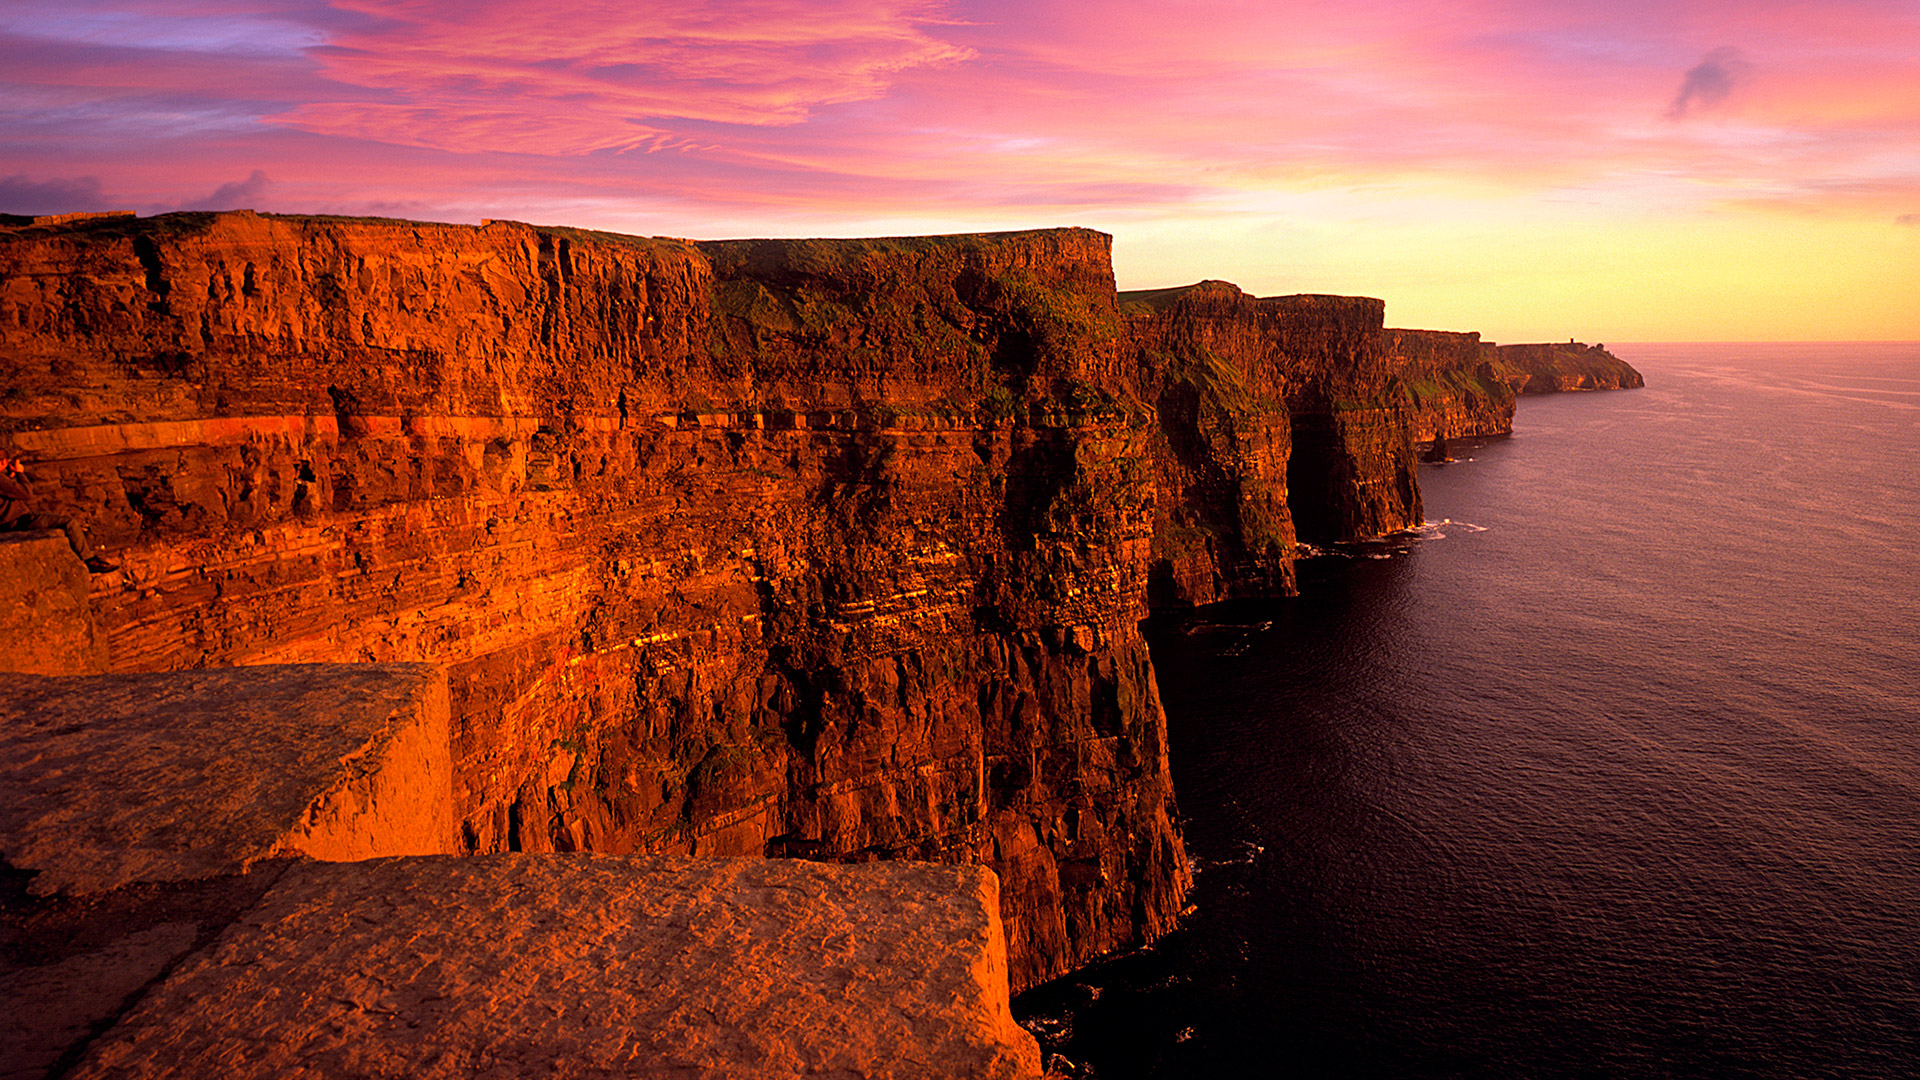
[1016,343,1920,1079]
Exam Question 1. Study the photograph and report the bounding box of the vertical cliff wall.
[0,212,1186,988]
[1383,329,1516,446]
[1267,295,1423,545]
[1115,284,1448,607]
[1120,282,1296,608]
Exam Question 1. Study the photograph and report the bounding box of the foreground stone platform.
[0,662,1041,1078]
[6,855,1041,1080]
[0,664,456,895]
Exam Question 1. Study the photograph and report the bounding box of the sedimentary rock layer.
[0,212,1185,987]
[0,211,1601,984]
[1383,329,1517,446]
[1265,295,1424,544]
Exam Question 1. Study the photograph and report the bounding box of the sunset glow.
[3,0,1916,340]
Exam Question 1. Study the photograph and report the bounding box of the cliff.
[0,210,1595,991]
[0,211,1184,989]
[1266,294,1422,544]
[1493,341,1644,393]
[1117,283,1437,605]
[1382,329,1516,446]
[1120,282,1295,607]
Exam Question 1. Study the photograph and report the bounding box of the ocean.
[1015,342,1920,1079]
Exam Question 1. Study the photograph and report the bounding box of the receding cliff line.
[0,210,1640,988]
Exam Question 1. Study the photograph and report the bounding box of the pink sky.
[3,0,1916,339]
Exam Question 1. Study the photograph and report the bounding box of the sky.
[1,0,1916,341]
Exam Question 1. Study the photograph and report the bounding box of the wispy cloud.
[275,0,975,153]
[181,169,271,211]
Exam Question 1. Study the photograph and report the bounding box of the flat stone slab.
[0,664,454,895]
[68,854,1042,1079]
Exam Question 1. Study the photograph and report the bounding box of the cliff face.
[1116,285,1430,604]
[1494,341,1645,393]
[0,212,1186,989]
[1121,282,1295,608]
[3,210,1565,987]
[1268,295,1423,544]
[1383,329,1516,446]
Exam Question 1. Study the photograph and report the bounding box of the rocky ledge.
[0,658,1040,1080]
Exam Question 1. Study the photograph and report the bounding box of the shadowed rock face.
[1264,295,1425,544]
[1122,282,1297,608]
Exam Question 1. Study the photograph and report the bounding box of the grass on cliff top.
[1400,366,1512,407]
[706,240,1121,382]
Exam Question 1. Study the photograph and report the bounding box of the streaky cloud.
[276,0,975,153]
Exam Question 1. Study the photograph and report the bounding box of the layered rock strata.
[1117,284,1437,603]
[1267,294,1424,544]
[0,212,1183,988]
[0,211,1630,987]
[1383,329,1516,448]
[1121,282,1297,607]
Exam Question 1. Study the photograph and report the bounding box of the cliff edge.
[0,210,1626,990]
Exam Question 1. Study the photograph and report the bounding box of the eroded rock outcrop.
[0,663,454,894]
[1495,341,1645,393]
[65,856,1043,1080]
[0,532,106,675]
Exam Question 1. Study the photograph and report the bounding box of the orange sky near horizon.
[2,0,1915,342]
